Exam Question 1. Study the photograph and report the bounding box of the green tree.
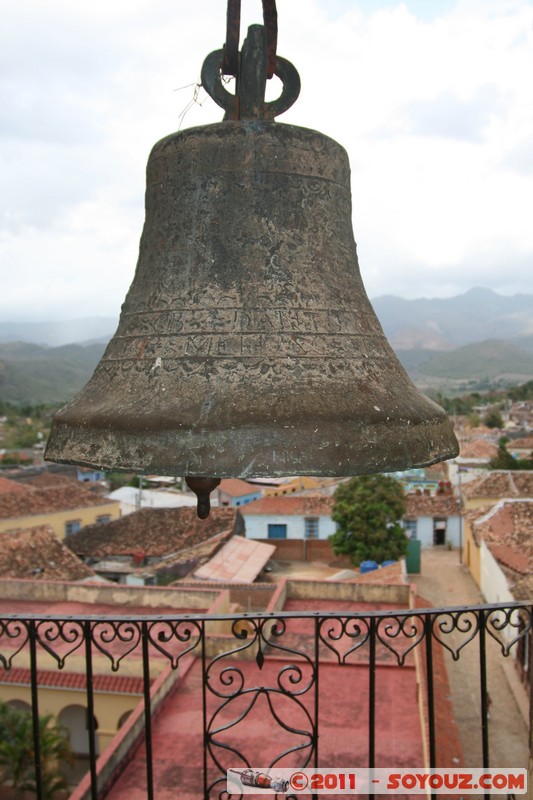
[489,442,516,470]
[329,475,408,566]
[488,442,533,471]
[484,408,504,429]
[0,701,73,799]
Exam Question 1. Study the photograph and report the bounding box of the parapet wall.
[0,578,219,610]
[286,578,411,605]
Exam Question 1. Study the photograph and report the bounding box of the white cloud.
[1,0,532,320]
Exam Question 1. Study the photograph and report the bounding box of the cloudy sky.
[1,0,532,322]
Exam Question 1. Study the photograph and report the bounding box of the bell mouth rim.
[45,416,459,480]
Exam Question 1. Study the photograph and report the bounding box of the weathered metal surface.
[45,120,458,477]
[222,0,278,79]
[261,0,278,79]
[222,0,241,77]
[185,477,221,519]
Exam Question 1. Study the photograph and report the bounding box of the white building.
[242,495,336,540]
[403,492,462,548]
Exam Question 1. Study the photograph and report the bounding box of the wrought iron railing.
[0,603,530,800]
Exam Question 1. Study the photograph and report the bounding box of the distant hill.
[402,339,533,381]
[0,317,117,347]
[2,288,533,403]
[2,289,532,350]
[373,287,533,349]
[0,342,106,404]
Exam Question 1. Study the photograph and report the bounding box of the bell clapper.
[185,477,221,519]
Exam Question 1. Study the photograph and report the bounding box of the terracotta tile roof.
[462,470,533,499]
[512,574,533,601]
[509,436,533,450]
[0,477,26,494]
[470,500,533,579]
[218,478,260,497]
[464,425,494,436]
[150,528,236,581]
[460,440,498,459]
[241,495,334,516]
[0,483,116,520]
[405,494,461,518]
[488,543,529,574]
[66,506,243,558]
[25,473,77,488]
[0,526,96,581]
[342,560,406,585]
[0,667,146,694]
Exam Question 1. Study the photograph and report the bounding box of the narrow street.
[410,548,528,772]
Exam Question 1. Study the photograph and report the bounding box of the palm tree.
[0,701,74,800]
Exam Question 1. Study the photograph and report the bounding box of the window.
[403,519,417,540]
[304,517,319,539]
[267,524,287,539]
[96,515,111,525]
[65,519,81,536]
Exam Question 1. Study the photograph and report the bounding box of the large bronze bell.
[45,16,458,516]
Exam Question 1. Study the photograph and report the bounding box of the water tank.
[359,560,378,574]
[381,560,397,567]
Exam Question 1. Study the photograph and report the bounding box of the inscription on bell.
[167,307,356,334]
[104,330,386,366]
[120,306,382,336]
[101,299,389,378]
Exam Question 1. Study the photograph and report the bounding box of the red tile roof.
[460,440,498,459]
[0,477,26,494]
[0,526,96,581]
[488,543,529,574]
[0,483,116,520]
[241,495,334,516]
[509,436,533,450]
[405,494,461,518]
[218,478,260,497]
[349,560,406,585]
[469,500,533,579]
[513,574,533,601]
[26,473,77,488]
[0,667,146,694]
[66,506,243,558]
[462,470,533,499]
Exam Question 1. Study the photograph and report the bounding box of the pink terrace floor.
[105,657,423,800]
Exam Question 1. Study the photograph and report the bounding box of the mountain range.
[1,288,533,403]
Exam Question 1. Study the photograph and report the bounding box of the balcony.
[0,599,530,800]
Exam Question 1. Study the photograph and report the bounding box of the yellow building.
[462,506,488,586]
[1,670,143,755]
[0,482,121,540]
[263,476,337,497]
